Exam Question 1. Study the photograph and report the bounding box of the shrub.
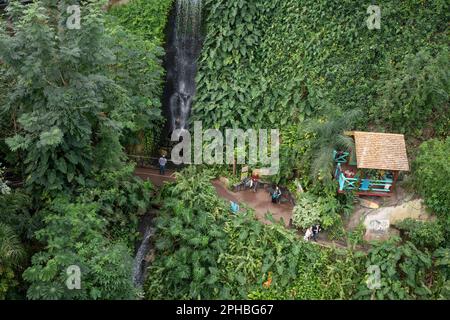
[108,0,173,45]
[355,238,434,300]
[0,223,26,299]
[413,138,450,217]
[0,191,35,240]
[413,138,450,246]
[395,218,444,251]
[23,198,136,300]
[291,193,341,230]
[78,164,153,246]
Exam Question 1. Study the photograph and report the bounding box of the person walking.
[312,224,321,242]
[304,227,313,241]
[159,155,167,175]
[251,171,259,193]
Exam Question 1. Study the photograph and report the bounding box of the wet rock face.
[363,199,431,241]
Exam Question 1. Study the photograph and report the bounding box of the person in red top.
[251,172,259,193]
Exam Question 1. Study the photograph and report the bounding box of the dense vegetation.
[145,168,449,300]
[195,0,449,136]
[0,0,449,301]
[0,0,166,299]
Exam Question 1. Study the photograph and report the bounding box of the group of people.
[303,224,322,242]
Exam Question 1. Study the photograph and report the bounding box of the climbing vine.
[194,0,449,137]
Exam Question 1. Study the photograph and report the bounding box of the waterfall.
[167,0,203,132]
[132,227,155,288]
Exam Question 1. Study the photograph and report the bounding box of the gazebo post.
[391,171,399,192]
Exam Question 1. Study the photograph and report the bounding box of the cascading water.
[165,0,203,133]
[132,1,204,290]
[132,226,155,288]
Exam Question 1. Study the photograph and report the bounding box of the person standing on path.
[159,155,167,175]
[304,227,313,241]
[271,186,281,204]
[251,171,259,193]
[312,224,321,242]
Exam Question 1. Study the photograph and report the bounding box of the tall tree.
[0,0,132,196]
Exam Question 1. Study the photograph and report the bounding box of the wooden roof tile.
[353,131,409,171]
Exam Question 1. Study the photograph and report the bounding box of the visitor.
[159,155,167,175]
[251,171,259,193]
[312,224,321,242]
[230,201,239,214]
[304,227,313,241]
[271,186,281,204]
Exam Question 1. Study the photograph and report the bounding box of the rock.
[363,199,430,241]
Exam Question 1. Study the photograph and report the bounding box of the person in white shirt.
[304,227,313,241]
[159,155,167,175]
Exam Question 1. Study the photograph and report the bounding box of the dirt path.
[134,167,367,250]
[135,167,293,226]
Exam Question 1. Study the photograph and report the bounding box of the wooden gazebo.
[334,131,409,196]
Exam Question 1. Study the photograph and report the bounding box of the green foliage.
[146,166,350,300]
[0,1,166,195]
[0,1,131,195]
[248,248,366,300]
[413,138,450,247]
[145,167,229,299]
[372,47,449,136]
[106,17,165,154]
[355,238,437,300]
[195,0,449,138]
[23,198,136,300]
[347,223,367,248]
[109,0,173,46]
[433,248,450,299]
[78,164,153,246]
[292,192,342,230]
[413,138,450,217]
[0,191,35,240]
[395,218,444,251]
[306,108,361,183]
[0,223,26,299]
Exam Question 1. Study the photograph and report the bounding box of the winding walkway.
[134,167,356,250]
[134,167,293,226]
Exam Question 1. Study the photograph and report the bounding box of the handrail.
[338,173,392,192]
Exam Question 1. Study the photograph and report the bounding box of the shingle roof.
[353,131,410,171]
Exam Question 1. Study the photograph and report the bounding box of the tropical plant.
[291,192,342,230]
[413,138,450,217]
[395,218,444,251]
[77,164,153,246]
[195,0,448,139]
[306,108,361,184]
[108,0,173,46]
[23,198,136,300]
[413,138,450,246]
[0,223,26,299]
[0,191,34,240]
[355,238,435,300]
[0,1,143,195]
[372,47,449,137]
